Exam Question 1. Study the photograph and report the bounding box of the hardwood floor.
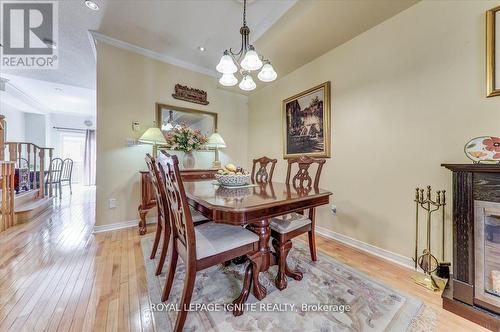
[0,186,489,331]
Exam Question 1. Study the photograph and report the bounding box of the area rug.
[141,237,436,332]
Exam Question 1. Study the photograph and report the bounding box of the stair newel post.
[8,163,14,228]
[27,144,31,189]
[48,149,53,198]
[1,164,5,232]
[39,149,45,198]
[33,146,38,192]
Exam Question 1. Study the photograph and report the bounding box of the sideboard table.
[138,169,218,235]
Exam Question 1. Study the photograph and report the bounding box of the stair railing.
[0,161,15,232]
[4,142,54,198]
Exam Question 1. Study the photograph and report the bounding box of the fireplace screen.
[475,201,500,313]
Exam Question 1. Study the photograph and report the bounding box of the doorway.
[59,131,86,184]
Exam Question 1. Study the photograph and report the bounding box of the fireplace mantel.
[442,163,500,331]
[442,163,500,173]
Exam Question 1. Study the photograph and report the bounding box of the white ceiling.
[0,74,96,115]
[0,0,418,116]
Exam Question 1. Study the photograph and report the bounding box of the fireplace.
[475,200,500,314]
[442,164,500,331]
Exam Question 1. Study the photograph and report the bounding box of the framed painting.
[487,5,500,97]
[282,82,331,158]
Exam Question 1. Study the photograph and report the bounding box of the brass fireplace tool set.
[413,186,450,291]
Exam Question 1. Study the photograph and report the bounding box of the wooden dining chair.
[60,158,74,195]
[157,152,262,331]
[270,155,326,290]
[251,156,277,183]
[145,154,209,276]
[46,158,64,199]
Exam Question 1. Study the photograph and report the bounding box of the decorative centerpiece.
[163,124,208,168]
[215,163,251,187]
[464,136,500,164]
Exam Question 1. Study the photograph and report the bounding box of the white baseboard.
[93,218,156,234]
[315,226,415,270]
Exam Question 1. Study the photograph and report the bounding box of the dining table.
[183,179,332,314]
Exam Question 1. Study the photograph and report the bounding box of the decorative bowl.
[215,173,251,187]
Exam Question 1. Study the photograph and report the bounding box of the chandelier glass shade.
[216,54,237,74]
[257,63,278,82]
[219,73,238,86]
[216,0,277,91]
[239,74,256,91]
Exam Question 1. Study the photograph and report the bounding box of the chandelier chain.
[243,0,246,27]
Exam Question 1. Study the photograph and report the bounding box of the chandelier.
[216,0,277,91]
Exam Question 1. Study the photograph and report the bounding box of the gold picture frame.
[282,82,331,159]
[486,5,500,97]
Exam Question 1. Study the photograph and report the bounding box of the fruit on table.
[218,164,250,175]
[225,163,237,172]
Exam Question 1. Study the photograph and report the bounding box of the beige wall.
[96,42,248,226]
[248,0,500,260]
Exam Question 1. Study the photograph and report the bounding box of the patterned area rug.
[141,237,436,331]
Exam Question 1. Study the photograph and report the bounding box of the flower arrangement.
[163,124,208,152]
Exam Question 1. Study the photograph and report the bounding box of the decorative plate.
[464,136,500,164]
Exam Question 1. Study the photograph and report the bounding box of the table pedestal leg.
[232,220,272,316]
[253,219,273,271]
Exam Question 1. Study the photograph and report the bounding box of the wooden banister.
[0,162,15,232]
[4,142,54,198]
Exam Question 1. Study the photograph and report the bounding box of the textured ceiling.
[254,0,419,83]
[0,0,419,111]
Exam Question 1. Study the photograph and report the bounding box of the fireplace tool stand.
[412,186,448,291]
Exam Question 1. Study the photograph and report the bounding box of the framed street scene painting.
[487,5,500,97]
[282,81,331,158]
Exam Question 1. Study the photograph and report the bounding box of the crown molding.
[2,79,50,114]
[88,30,217,78]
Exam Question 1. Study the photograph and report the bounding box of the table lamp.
[138,127,167,157]
[206,132,226,168]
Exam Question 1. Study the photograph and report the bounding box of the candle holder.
[412,185,448,291]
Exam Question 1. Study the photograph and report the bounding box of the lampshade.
[240,49,263,71]
[257,63,277,82]
[216,54,237,74]
[239,74,256,91]
[138,127,167,145]
[206,132,227,148]
[219,73,238,87]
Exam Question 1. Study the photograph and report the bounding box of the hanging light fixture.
[239,74,256,91]
[216,0,277,91]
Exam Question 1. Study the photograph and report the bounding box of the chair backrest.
[49,158,64,183]
[145,154,168,221]
[157,151,196,259]
[251,156,277,183]
[61,158,73,181]
[285,155,326,189]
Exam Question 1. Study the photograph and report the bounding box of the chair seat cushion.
[190,207,209,223]
[195,223,259,259]
[270,213,312,234]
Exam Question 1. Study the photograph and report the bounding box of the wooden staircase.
[14,190,53,224]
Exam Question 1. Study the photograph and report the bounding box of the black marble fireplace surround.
[442,164,500,331]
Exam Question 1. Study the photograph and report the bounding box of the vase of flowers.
[163,124,208,169]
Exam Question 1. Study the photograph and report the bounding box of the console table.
[138,168,218,235]
[442,164,500,331]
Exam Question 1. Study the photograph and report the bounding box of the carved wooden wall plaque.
[172,84,209,105]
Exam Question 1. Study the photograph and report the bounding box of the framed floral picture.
[487,5,500,97]
[282,82,331,158]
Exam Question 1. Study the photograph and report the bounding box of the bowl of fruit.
[215,164,251,187]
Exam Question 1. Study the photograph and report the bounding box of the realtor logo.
[1,1,58,69]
